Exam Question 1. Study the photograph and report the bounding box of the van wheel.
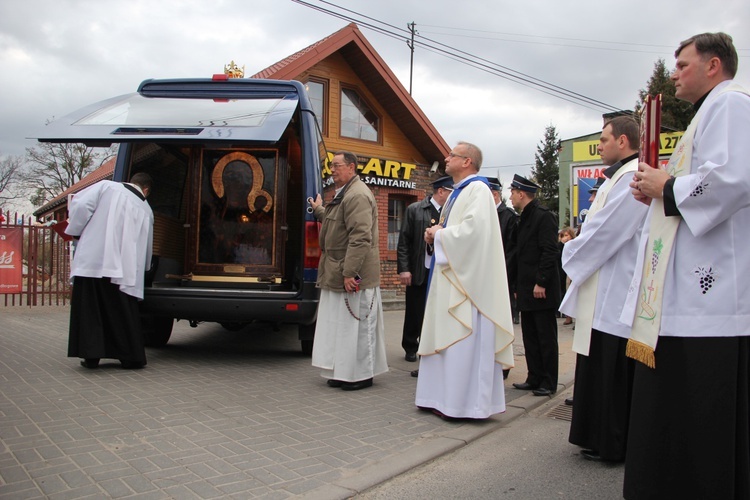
[299,322,315,356]
[142,316,173,347]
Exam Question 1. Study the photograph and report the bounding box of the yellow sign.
[572,132,685,162]
[572,140,601,162]
[322,152,418,189]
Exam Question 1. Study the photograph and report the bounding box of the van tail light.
[304,221,321,269]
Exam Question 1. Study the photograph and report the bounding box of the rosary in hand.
[344,275,375,321]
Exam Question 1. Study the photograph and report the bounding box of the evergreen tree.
[531,124,560,216]
[635,58,694,132]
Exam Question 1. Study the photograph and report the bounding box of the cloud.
[1,0,748,180]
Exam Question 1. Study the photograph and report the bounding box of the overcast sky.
[1,0,749,208]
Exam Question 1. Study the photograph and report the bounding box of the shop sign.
[322,153,418,189]
[572,132,684,162]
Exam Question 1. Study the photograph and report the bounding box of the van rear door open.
[36,78,325,354]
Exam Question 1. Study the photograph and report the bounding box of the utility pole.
[407,22,416,95]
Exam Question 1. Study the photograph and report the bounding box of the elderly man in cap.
[416,142,514,419]
[509,174,561,396]
[559,115,647,463]
[397,175,453,365]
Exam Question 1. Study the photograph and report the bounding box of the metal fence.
[1,211,71,307]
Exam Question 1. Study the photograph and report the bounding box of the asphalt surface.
[0,305,575,499]
[357,392,624,500]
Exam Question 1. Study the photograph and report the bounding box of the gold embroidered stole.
[572,159,638,355]
[626,83,750,368]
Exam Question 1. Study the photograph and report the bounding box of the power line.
[419,25,677,50]
[419,24,750,55]
[291,0,625,113]
[417,30,673,56]
[413,32,621,112]
[416,44,612,113]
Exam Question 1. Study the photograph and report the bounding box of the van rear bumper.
[140,285,319,325]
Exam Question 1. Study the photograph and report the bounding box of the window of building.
[387,197,407,251]
[305,78,327,134]
[340,87,379,142]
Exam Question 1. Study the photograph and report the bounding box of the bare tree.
[21,143,115,207]
[0,153,23,206]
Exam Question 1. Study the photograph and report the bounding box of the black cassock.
[68,276,146,365]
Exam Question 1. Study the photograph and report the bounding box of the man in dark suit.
[397,176,454,362]
[509,174,560,396]
[487,177,519,325]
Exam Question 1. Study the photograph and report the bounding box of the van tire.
[301,339,314,356]
[143,316,173,347]
[299,322,315,356]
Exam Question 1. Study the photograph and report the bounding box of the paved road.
[357,390,625,499]
[0,306,575,499]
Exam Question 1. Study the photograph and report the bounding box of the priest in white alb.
[416,141,515,420]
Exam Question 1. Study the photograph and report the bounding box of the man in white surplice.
[621,33,750,499]
[66,173,154,369]
[416,141,515,419]
[559,116,648,462]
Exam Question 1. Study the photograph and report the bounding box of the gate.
[0,211,71,307]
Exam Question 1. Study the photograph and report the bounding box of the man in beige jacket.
[309,151,388,390]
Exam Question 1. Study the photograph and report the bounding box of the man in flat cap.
[416,142,514,419]
[397,176,453,364]
[509,174,561,396]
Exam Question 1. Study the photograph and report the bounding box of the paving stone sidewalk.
[0,306,574,499]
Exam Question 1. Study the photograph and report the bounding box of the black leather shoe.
[581,449,602,461]
[512,382,539,391]
[341,378,373,391]
[532,388,556,396]
[565,398,574,406]
[80,359,99,369]
[411,370,419,378]
[405,352,417,362]
[326,379,344,388]
[513,316,520,325]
